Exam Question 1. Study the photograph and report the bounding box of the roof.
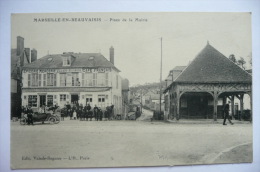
[165,66,186,81]
[174,43,252,83]
[246,69,252,74]
[171,66,186,71]
[23,53,120,72]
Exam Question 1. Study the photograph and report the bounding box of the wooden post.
[176,91,180,120]
[222,96,226,119]
[231,95,235,117]
[236,94,244,121]
[249,92,252,122]
[168,94,171,119]
[213,91,218,121]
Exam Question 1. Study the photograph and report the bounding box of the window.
[93,73,97,86]
[82,73,85,86]
[31,73,38,87]
[28,74,31,87]
[97,73,106,86]
[63,57,71,66]
[72,73,79,86]
[60,94,66,101]
[85,73,93,86]
[116,75,118,89]
[38,74,42,86]
[105,73,109,86]
[98,95,105,107]
[47,95,53,107]
[28,95,37,107]
[47,73,56,86]
[60,73,66,86]
[66,73,72,86]
[43,74,46,86]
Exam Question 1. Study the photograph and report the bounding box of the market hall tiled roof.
[174,43,252,83]
[23,53,120,72]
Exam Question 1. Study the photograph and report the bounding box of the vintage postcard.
[11,12,252,169]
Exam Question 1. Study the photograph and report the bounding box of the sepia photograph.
[9,12,254,169]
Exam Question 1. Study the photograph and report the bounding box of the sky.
[11,12,252,86]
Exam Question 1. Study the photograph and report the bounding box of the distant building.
[21,47,124,115]
[121,78,130,118]
[164,43,252,121]
[11,36,36,118]
[165,66,186,87]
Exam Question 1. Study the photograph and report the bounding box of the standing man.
[86,103,91,121]
[27,106,34,126]
[66,102,71,118]
[223,101,234,125]
[94,105,98,121]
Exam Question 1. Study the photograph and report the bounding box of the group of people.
[21,105,34,125]
[63,102,114,121]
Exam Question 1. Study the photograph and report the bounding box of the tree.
[229,54,237,64]
[237,57,246,69]
[248,52,252,67]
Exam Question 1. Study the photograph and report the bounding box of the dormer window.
[63,56,71,66]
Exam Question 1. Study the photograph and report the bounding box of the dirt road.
[11,119,252,169]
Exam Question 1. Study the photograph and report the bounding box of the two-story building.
[11,36,37,119]
[21,46,123,115]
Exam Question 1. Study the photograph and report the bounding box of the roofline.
[173,44,209,83]
[164,80,252,93]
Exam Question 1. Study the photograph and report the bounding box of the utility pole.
[159,37,162,119]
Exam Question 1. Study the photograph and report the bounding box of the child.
[73,110,77,120]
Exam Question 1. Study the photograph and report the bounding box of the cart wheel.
[55,116,60,124]
[49,117,56,124]
[20,118,27,125]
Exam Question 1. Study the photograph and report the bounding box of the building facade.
[11,36,37,119]
[21,47,123,115]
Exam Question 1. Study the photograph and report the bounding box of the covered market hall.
[164,43,252,121]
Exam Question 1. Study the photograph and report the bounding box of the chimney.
[109,46,114,65]
[25,48,30,63]
[17,36,24,66]
[17,36,24,56]
[31,49,37,62]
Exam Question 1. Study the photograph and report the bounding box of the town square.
[6,11,256,171]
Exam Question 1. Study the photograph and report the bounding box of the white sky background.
[11,12,252,86]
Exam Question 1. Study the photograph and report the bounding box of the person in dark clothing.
[83,104,87,121]
[223,101,234,125]
[66,102,71,118]
[110,104,114,120]
[93,105,98,121]
[86,104,91,121]
[78,104,83,121]
[27,106,34,125]
[76,101,79,109]
[98,108,103,121]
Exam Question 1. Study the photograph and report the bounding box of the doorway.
[71,94,79,104]
[39,95,46,107]
[187,95,208,118]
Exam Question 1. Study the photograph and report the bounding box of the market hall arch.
[218,91,252,121]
